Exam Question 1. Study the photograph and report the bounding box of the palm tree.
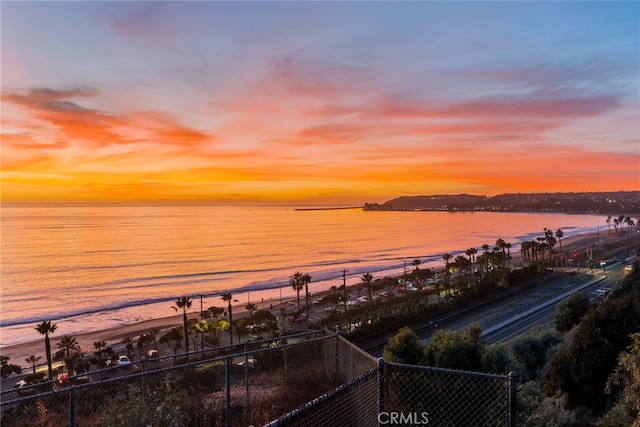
[57,335,80,360]
[290,272,305,311]
[606,215,612,234]
[555,229,565,266]
[35,320,57,380]
[245,302,257,319]
[626,217,635,256]
[618,215,625,233]
[465,247,477,285]
[57,334,81,374]
[454,255,470,291]
[411,258,421,283]
[221,292,233,345]
[92,340,106,366]
[556,228,564,251]
[504,242,512,269]
[25,355,41,374]
[361,272,374,304]
[149,327,160,349]
[442,253,453,297]
[302,273,313,327]
[122,336,134,358]
[159,327,184,362]
[544,228,557,263]
[481,244,490,275]
[495,238,508,270]
[172,296,193,355]
[520,241,530,265]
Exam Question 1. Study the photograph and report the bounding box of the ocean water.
[0,203,604,347]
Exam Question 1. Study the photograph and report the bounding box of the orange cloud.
[2,74,637,204]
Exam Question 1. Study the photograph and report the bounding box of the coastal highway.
[361,262,632,357]
[483,261,630,344]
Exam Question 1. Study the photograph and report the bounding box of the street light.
[198,294,205,351]
[342,269,348,313]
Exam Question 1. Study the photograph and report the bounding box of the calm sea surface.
[0,204,604,346]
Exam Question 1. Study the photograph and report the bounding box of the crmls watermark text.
[378,412,429,425]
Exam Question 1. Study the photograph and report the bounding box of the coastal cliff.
[364,191,640,215]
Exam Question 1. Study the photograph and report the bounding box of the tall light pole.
[198,294,205,351]
[403,260,408,293]
[342,269,348,313]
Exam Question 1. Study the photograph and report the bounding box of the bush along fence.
[266,358,517,427]
[1,330,516,427]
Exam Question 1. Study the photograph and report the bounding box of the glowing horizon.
[2,2,639,204]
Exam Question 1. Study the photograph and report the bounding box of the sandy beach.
[0,229,632,367]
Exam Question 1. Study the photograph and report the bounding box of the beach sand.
[0,229,631,367]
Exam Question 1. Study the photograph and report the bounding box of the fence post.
[141,356,147,401]
[69,385,76,427]
[245,341,250,406]
[283,344,288,385]
[351,345,355,379]
[508,371,517,427]
[226,356,232,427]
[378,357,386,419]
[335,331,340,377]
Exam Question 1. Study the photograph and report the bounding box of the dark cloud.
[4,87,99,109]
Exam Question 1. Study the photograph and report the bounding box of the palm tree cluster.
[607,214,637,235]
[165,295,235,355]
[436,238,514,298]
[519,228,565,267]
[33,321,96,379]
[31,292,276,374]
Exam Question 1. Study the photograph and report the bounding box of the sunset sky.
[2,1,639,204]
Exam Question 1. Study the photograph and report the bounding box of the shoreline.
[0,229,632,367]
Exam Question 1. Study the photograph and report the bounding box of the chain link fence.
[1,331,516,427]
[1,330,376,426]
[265,368,380,427]
[381,362,516,427]
[265,359,516,427]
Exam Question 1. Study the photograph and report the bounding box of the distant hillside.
[363,191,640,214]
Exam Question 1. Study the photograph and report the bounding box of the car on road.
[117,355,131,367]
[624,265,633,272]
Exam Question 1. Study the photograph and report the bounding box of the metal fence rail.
[1,331,516,427]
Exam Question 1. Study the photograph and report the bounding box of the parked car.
[146,349,159,359]
[117,355,131,367]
